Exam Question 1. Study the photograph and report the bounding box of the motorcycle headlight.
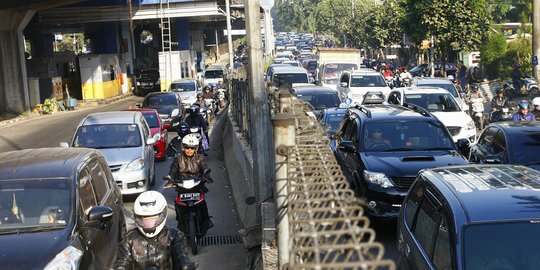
[136,81,141,86]
[171,108,179,117]
[126,157,145,171]
[466,121,476,130]
[363,170,394,188]
[44,246,83,270]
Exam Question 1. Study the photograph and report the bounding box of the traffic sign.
[533,56,538,66]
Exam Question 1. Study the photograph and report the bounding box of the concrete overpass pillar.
[0,10,35,114]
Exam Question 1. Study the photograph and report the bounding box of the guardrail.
[269,88,395,270]
[229,78,252,144]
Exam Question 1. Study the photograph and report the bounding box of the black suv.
[135,68,160,96]
[0,148,125,269]
[334,104,468,218]
[398,164,540,270]
[469,121,540,171]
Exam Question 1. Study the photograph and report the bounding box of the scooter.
[217,88,227,108]
[489,104,514,123]
[203,98,217,119]
[163,169,212,255]
[503,77,540,99]
[469,98,485,130]
[401,77,412,87]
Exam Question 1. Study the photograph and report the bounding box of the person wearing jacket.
[532,97,540,120]
[114,191,198,270]
[511,100,536,121]
[166,134,214,230]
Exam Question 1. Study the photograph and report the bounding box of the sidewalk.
[0,93,133,128]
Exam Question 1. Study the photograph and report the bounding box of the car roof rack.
[402,102,432,117]
[352,104,372,118]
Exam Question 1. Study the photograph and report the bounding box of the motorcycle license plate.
[502,108,509,113]
[180,193,200,201]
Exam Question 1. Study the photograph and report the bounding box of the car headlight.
[363,170,394,188]
[44,246,83,270]
[466,120,476,130]
[126,157,145,171]
[171,108,180,117]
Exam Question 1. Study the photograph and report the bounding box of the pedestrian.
[458,61,468,92]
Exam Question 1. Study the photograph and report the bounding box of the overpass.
[0,0,257,114]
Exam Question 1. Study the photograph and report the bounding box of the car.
[303,59,318,78]
[468,121,540,170]
[386,87,477,143]
[317,107,348,139]
[0,147,126,269]
[281,60,300,67]
[271,66,312,87]
[124,108,169,161]
[398,164,540,270]
[169,78,202,109]
[135,68,160,96]
[203,65,227,86]
[333,104,469,218]
[317,62,359,91]
[139,92,182,129]
[411,77,467,110]
[68,111,157,195]
[290,85,341,117]
[336,69,392,104]
[266,63,293,82]
[409,62,458,78]
[273,57,291,64]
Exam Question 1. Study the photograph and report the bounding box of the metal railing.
[270,89,396,270]
[229,78,252,144]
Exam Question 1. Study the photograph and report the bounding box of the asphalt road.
[0,97,247,269]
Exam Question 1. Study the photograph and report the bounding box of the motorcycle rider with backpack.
[114,191,198,270]
[166,134,214,230]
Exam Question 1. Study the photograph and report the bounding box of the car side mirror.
[456,138,470,156]
[163,123,171,129]
[135,103,142,108]
[338,141,356,153]
[485,155,502,164]
[85,206,113,229]
[146,136,158,145]
[340,82,348,88]
[59,142,70,148]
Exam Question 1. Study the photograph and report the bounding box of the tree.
[399,0,490,75]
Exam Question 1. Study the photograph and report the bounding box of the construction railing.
[269,87,396,270]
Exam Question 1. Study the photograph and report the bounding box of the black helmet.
[471,83,479,91]
[177,122,190,137]
[189,104,200,114]
[197,93,203,99]
[496,88,504,95]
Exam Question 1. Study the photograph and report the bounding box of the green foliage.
[42,98,58,114]
[480,32,507,79]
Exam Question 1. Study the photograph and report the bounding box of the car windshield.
[405,93,461,112]
[73,124,142,148]
[204,70,223,78]
[362,121,455,152]
[0,178,71,232]
[296,93,341,110]
[325,113,346,131]
[351,75,387,87]
[419,83,459,97]
[273,73,309,85]
[141,113,159,128]
[508,130,540,164]
[170,83,196,92]
[143,94,178,107]
[464,221,540,270]
[322,63,357,80]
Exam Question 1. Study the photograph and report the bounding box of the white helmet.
[533,97,540,107]
[133,191,167,238]
[182,133,200,150]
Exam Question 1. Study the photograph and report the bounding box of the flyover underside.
[38,1,224,24]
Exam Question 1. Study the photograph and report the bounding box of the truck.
[316,48,362,91]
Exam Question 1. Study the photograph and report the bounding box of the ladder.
[160,0,172,90]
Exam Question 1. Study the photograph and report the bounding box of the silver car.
[67,111,157,195]
[170,78,201,109]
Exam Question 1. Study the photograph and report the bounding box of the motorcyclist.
[511,100,536,121]
[166,134,214,229]
[382,65,394,78]
[195,93,205,108]
[512,63,523,94]
[531,97,540,120]
[491,88,508,110]
[399,68,412,86]
[185,104,209,151]
[114,191,198,270]
[166,122,191,158]
[466,83,485,102]
[202,85,216,100]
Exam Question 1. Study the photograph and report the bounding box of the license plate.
[180,193,200,201]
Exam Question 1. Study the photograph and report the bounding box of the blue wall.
[88,22,118,54]
[175,19,190,51]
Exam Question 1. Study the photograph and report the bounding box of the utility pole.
[244,0,273,223]
[215,29,220,62]
[533,0,540,80]
[225,0,234,69]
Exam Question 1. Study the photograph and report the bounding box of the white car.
[412,77,468,111]
[386,87,477,143]
[335,69,392,104]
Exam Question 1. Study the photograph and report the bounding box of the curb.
[0,93,134,127]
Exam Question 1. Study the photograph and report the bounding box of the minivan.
[271,66,312,87]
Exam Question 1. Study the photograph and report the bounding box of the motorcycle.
[384,76,396,89]
[489,104,514,123]
[469,97,485,130]
[401,77,412,87]
[203,99,216,120]
[188,126,209,154]
[163,169,213,255]
[503,77,540,99]
[217,88,227,108]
